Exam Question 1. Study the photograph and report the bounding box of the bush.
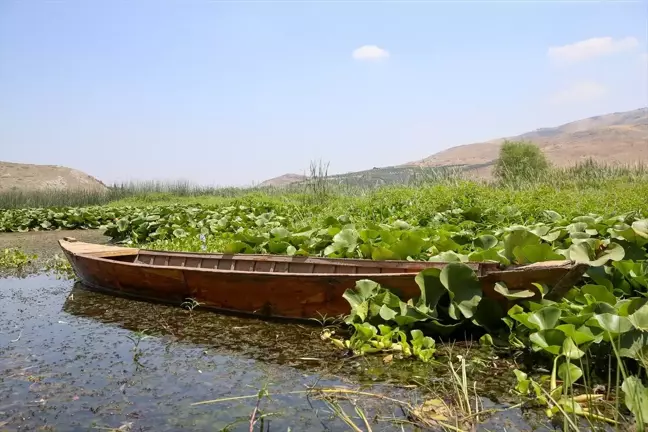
[493,140,550,185]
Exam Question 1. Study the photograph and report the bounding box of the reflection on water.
[0,274,567,431]
[1,275,428,431]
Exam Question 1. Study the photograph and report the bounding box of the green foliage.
[0,248,36,269]
[494,140,551,185]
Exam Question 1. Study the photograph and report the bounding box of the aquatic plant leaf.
[530,329,565,355]
[555,324,599,345]
[558,362,583,387]
[591,313,633,335]
[270,227,290,239]
[117,218,129,232]
[268,240,290,254]
[513,369,531,395]
[581,284,616,305]
[619,330,648,360]
[629,304,648,331]
[543,210,563,222]
[570,241,625,267]
[440,262,483,319]
[561,337,585,359]
[353,302,369,322]
[378,305,398,321]
[622,376,648,425]
[371,246,396,260]
[494,282,535,300]
[616,298,648,317]
[513,243,564,264]
[328,228,359,255]
[528,307,562,330]
[472,297,505,332]
[390,232,425,260]
[392,220,411,230]
[632,220,648,239]
[420,319,463,337]
[503,229,541,260]
[473,235,498,250]
[343,280,380,310]
[415,268,446,309]
[353,322,377,340]
[428,251,466,262]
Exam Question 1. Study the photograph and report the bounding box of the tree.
[493,140,550,184]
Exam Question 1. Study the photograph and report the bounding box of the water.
[0,273,583,431]
[1,274,430,431]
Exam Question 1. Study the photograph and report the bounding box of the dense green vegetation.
[494,140,551,185]
[3,152,648,429]
[1,158,647,209]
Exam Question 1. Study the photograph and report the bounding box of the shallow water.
[0,273,587,431]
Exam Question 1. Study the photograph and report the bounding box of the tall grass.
[1,159,647,210]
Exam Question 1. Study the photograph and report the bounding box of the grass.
[1,159,647,211]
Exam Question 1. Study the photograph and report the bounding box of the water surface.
[1,271,578,431]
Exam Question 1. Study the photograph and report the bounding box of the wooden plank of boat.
[58,237,588,321]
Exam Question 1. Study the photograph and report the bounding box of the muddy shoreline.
[0,229,110,261]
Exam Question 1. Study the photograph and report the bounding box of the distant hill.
[0,161,108,193]
[259,173,307,187]
[407,108,648,171]
[262,107,648,186]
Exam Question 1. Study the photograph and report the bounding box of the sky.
[1,1,647,186]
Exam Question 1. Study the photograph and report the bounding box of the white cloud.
[352,45,389,61]
[550,81,608,104]
[548,36,639,63]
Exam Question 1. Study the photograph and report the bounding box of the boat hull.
[59,238,587,321]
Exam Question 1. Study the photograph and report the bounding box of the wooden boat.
[59,237,588,321]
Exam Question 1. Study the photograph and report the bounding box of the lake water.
[0,272,571,431]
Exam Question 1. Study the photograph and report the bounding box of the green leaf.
[622,376,648,424]
[503,229,541,260]
[342,280,380,312]
[117,219,129,232]
[473,235,498,250]
[378,304,398,321]
[561,337,585,359]
[371,246,396,261]
[629,304,648,331]
[393,220,411,230]
[632,220,648,239]
[528,307,562,330]
[494,282,536,300]
[530,329,565,355]
[420,319,464,337]
[555,324,599,345]
[330,228,359,255]
[268,240,290,254]
[390,232,425,260]
[581,284,616,305]
[513,243,565,264]
[591,313,633,335]
[354,301,369,322]
[472,297,505,332]
[558,362,583,387]
[270,227,291,239]
[440,262,483,319]
[619,330,648,360]
[415,268,446,309]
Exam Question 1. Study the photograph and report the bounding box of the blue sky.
[1,1,646,186]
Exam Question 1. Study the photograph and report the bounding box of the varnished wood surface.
[58,238,586,320]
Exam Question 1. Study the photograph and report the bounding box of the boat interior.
[61,237,491,275]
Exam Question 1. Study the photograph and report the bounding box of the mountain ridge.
[260,107,648,186]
